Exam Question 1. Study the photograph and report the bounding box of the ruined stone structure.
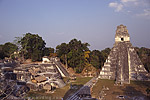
[99,24,149,84]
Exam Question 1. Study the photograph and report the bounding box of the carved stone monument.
[99,24,149,84]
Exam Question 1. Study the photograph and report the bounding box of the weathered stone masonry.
[99,24,149,84]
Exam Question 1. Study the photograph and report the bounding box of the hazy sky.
[0,0,150,50]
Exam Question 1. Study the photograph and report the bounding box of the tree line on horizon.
[0,33,150,73]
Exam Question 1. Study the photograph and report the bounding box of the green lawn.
[26,77,92,100]
[91,79,150,100]
[71,77,92,85]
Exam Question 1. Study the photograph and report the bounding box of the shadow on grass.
[121,86,150,100]
[122,86,144,96]
[131,81,150,88]
[63,84,83,100]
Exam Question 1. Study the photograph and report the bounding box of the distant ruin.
[0,57,69,99]
[99,24,149,84]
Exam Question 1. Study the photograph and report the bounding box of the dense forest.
[0,33,150,73]
[135,47,150,72]
[56,38,111,73]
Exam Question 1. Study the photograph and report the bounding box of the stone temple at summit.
[99,24,149,84]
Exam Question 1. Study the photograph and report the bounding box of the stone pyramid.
[99,24,149,84]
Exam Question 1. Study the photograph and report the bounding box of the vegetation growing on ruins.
[0,33,150,73]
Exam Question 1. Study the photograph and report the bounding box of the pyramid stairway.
[99,25,149,84]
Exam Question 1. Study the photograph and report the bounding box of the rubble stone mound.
[99,24,149,84]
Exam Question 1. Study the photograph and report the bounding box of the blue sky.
[0,0,150,50]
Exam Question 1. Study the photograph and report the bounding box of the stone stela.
[99,24,149,84]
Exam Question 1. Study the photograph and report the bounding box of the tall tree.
[89,50,101,69]
[67,39,90,72]
[20,33,46,61]
[56,43,69,67]
[13,36,22,51]
[0,45,5,59]
[2,42,18,58]
[101,48,111,62]
[43,47,54,57]
[89,48,111,69]
[135,47,150,72]
[56,38,90,73]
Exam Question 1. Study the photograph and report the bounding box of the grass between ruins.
[26,77,92,100]
[91,79,150,100]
